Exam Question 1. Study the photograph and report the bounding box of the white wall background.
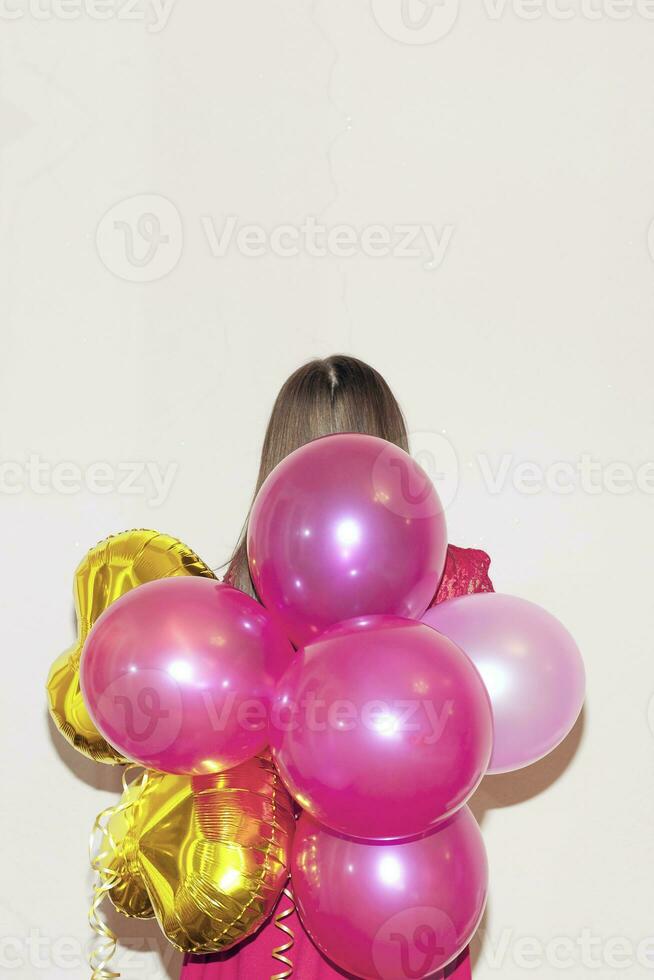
[1,0,654,977]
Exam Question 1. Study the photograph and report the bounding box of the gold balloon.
[102,776,155,920]
[101,754,295,954]
[47,529,216,764]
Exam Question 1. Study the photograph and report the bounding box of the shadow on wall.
[47,711,124,792]
[468,707,586,972]
[47,713,182,980]
[103,902,183,980]
[470,707,586,821]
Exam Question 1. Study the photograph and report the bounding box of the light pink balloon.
[80,577,295,774]
[422,593,585,774]
[292,809,488,979]
[247,433,447,648]
[271,615,492,840]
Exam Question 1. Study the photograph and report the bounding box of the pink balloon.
[422,593,585,774]
[80,578,295,775]
[247,433,447,648]
[271,616,492,840]
[292,809,488,980]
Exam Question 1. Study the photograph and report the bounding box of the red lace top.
[181,544,493,980]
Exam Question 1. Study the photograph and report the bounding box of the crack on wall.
[308,0,355,348]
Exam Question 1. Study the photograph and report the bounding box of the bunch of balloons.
[47,434,585,979]
[47,530,298,959]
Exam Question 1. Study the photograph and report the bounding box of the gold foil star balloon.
[46,530,216,765]
[99,754,295,954]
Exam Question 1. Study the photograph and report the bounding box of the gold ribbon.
[91,754,295,956]
[88,767,149,980]
[271,886,295,979]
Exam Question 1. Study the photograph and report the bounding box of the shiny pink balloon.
[247,433,447,648]
[80,578,295,775]
[292,809,488,980]
[422,593,585,774]
[271,616,492,840]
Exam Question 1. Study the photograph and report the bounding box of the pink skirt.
[180,890,472,980]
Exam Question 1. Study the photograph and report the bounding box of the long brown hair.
[227,355,409,596]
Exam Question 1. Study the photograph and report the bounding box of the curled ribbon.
[88,767,149,980]
[271,886,295,979]
[90,755,294,956]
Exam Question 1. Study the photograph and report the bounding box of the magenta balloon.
[422,593,586,774]
[247,433,447,648]
[292,809,488,979]
[271,616,492,840]
[80,577,295,774]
